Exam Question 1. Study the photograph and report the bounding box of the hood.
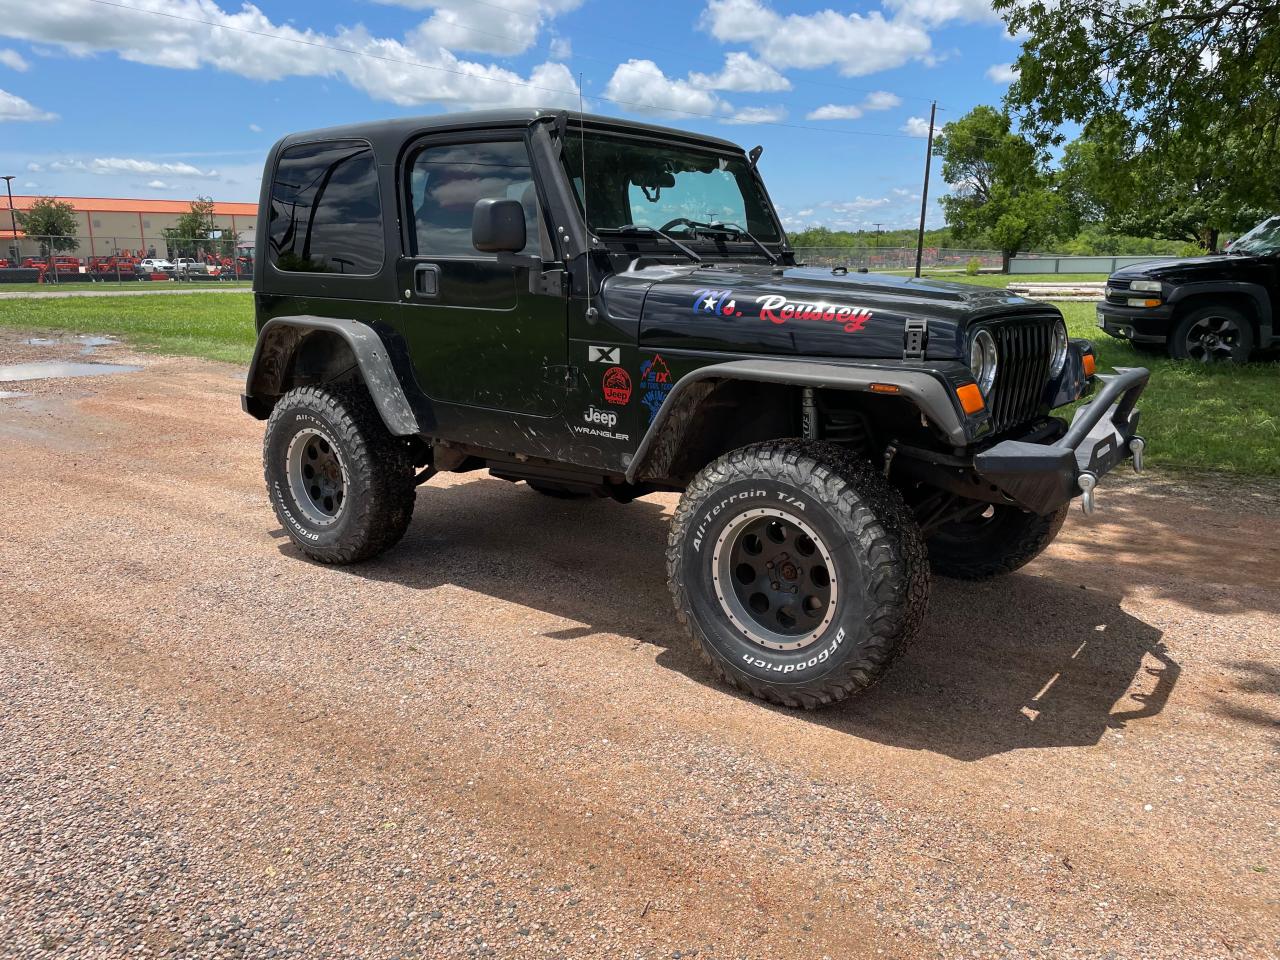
[606,264,1057,361]
[1112,252,1269,281]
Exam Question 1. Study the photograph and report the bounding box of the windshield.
[560,131,782,243]
[1231,215,1280,255]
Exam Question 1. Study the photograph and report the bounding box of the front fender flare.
[1166,281,1273,341]
[624,358,974,484]
[243,316,422,436]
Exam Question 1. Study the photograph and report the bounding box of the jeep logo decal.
[583,406,617,428]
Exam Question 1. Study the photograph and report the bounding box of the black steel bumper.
[1095,302,1173,343]
[973,367,1150,514]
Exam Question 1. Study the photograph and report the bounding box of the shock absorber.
[801,387,820,440]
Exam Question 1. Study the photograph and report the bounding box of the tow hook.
[1078,471,1097,515]
[1130,435,1146,474]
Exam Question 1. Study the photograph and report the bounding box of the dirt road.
[2,334,1277,959]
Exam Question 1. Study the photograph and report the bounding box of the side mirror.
[472,198,526,253]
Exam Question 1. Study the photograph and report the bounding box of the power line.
[80,0,938,144]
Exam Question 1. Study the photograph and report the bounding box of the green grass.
[0,280,252,293]
[0,291,256,364]
[1060,302,1278,477]
[0,292,1276,476]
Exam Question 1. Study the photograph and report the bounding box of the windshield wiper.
[699,221,781,265]
[596,224,702,263]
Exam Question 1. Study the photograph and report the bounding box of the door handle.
[414,263,440,297]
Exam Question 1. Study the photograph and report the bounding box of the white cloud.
[26,161,41,172]
[829,196,893,212]
[0,88,56,121]
[863,91,901,110]
[901,115,932,137]
[881,0,1002,26]
[23,180,37,188]
[723,105,786,124]
[689,51,790,92]
[701,0,931,76]
[0,0,582,109]
[0,48,29,71]
[986,62,1019,84]
[807,104,862,121]
[380,0,584,56]
[146,179,171,189]
[796,208,813,217]
[603,59,722,117]
[548,35,571,60]
[50,157,220,177]
[248,122,262,132]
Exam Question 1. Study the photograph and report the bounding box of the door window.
[408,141,542,259]
[269,140,383,275]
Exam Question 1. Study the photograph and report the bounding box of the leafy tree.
[16,197,80,256]
[164,197,218,257]
[933,106,1071,270]
[997,0,1280,223]
[1059,118,1270,250]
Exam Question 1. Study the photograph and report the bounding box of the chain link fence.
[1,235,254,285]
[791,246,1003,273]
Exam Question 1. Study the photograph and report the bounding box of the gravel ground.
[1,333,1277,959]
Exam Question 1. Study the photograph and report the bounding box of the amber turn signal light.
[868,382,900,394]
[956,382,985,415]
[1082,354,1096,377]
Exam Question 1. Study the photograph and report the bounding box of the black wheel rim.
[286,428,347,526]
[711,508,838,651]
[1185,315,1242,362]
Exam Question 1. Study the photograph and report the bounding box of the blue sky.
[0,0,1023,232]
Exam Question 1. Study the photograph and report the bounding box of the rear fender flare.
[624,358,973,484]
[244,316,422,436]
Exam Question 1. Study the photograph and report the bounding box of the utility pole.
[2,175,17,264]
[913,101,937,279]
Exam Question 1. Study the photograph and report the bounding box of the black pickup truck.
[1097,214,1279,362]
[242,108,1149,708]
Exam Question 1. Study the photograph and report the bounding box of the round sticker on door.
[603,366,632,406]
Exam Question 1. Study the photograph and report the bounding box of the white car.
[137,258,175,274]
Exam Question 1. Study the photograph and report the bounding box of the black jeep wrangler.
[243,109,1149,708]
[1097,214,1279,362]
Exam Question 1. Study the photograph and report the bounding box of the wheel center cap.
[779,561,799,581]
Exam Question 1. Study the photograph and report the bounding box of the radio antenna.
[578,73,597,323]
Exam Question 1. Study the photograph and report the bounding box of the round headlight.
[1049,318,1069,377]
[969,328,998,395]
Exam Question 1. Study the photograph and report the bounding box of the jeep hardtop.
[243,108,1149,708]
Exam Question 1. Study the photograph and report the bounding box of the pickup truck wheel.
[926,503,1068,580]
[1170,305,1254,363]
[263,385,415,564]
[667,440,929,709]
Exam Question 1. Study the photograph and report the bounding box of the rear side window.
[407,141,541,258]
[269,140,383,275]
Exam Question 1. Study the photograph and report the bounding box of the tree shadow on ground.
[283,476,1178,762]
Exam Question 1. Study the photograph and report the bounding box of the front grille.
[1105,278,1130,305]
[985,317,1055,433]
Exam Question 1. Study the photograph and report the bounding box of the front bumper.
[1096,302,1173,344]
[973,367,1149,514]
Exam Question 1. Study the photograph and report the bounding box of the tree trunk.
[1002,250,1013,273]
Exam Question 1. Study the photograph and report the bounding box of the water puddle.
[22,334,120,355]
[0,361,143,382]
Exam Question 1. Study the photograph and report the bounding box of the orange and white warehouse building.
[1,196,258,261]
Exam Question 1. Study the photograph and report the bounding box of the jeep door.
[395,134,566,418]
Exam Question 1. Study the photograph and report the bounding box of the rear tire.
[263,385,416,564]
[667,440,929,709]
[927,503,1068,580]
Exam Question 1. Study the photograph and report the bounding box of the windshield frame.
[558,124,788,259]
[1230,215,1280,256]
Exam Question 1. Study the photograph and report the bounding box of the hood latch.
[903,319,928,360]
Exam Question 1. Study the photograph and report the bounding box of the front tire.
[927,503,1068,580]
[263,385,416,564]
[667,440,929,709]
[1169,304,1254,363]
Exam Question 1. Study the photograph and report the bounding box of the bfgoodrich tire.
[926,503,1069,580]
[667,440,929,709]
[263,385,416,564]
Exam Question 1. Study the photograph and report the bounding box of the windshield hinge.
[903,319,928,360]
